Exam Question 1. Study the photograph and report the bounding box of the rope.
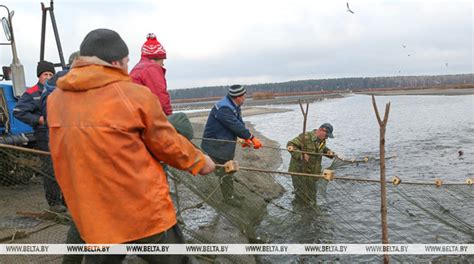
[214,164,472,186]
[0,143,50,156]
[195,136,396,162]
[0,104,10,133]
[1,142,468,185]
[0,222,59,243]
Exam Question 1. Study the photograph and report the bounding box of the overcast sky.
[0,0,472,90]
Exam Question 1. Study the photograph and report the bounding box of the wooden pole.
[298,100,310,171]
[371,95,391,264]
[0,143,50,156]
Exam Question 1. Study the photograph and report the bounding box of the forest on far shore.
[169,73,473,101]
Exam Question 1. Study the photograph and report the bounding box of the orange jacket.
[47,57,205,244]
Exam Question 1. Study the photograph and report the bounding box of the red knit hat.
[141,33,166,59]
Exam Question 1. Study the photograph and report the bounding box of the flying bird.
[402,45,406,48]
[346,2,355,14]
[445,62,448,67]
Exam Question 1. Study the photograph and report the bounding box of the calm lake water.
[246,94,473,263]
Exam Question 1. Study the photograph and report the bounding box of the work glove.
[238,138,251,148]
[250,136,262,149]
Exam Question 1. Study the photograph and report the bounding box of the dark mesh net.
[0,130,472,263]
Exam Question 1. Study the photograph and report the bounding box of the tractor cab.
[0,1,65,146]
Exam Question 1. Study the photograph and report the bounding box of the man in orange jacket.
[47,28,215,263]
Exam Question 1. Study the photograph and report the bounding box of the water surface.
[246,94,473,262]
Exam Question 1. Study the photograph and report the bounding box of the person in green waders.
[287,123,336,205]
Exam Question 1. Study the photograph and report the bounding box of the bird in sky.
[402,45,406,48]
[407,54,411,57]
[445,62,449,67]
[346,2,355,14]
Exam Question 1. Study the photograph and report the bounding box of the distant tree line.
[169,74,473,100]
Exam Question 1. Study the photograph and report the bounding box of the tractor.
[0,1,65,185]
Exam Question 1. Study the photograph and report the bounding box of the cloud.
[1,0,472,89]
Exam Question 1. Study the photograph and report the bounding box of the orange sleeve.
[133,87,205,174]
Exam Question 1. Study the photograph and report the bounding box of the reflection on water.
[246,94,473,262]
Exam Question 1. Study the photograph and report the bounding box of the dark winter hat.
[36,60,55,77]
[79,28,129,63]
[228,84,246,97]
[319,123,334,138]
[141,33,166,60]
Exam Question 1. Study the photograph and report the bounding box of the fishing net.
[0,123,472,263]
[172,133,472,263]
[0,144,70,263]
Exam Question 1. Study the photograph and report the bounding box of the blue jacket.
[201,95,252,161]
[13,82,45,130]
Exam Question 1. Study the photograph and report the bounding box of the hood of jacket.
[44,68,69,93]
[132,57,167,74]
[57,56,130,92]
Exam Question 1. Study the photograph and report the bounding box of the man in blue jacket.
[14,60,55,148]
[13,60,66,212]
[201,84,262,207]
[33,52,81,215]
